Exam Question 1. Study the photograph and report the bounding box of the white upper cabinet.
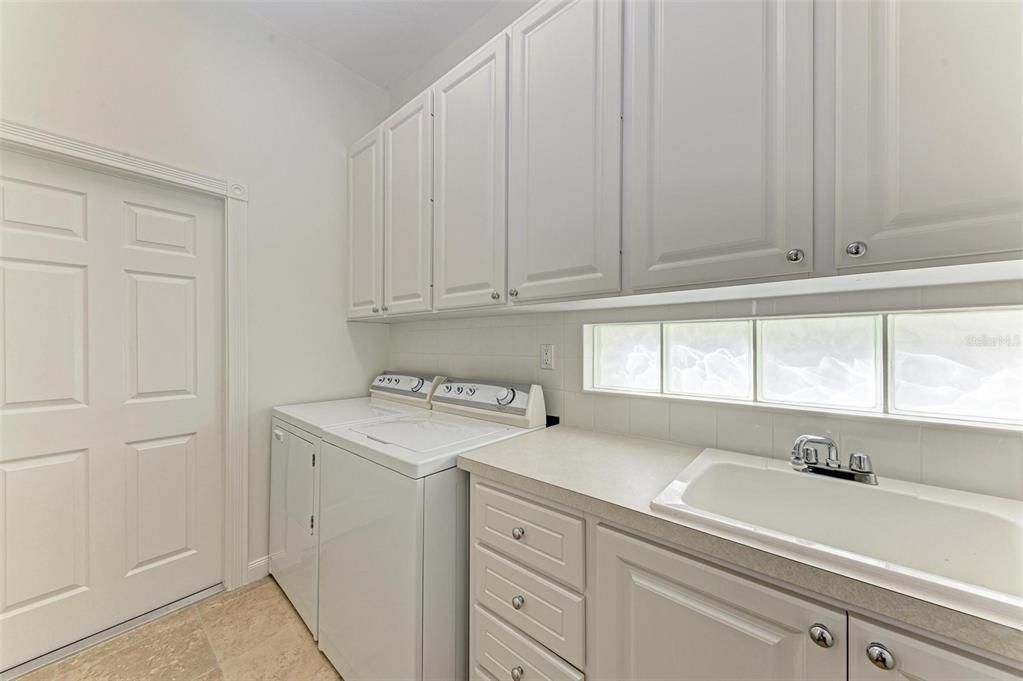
[383,91,434,315]
[347,128,384,319]
[834,0,1022,269]
[507,0,623,302]
[433,34,509,310]
[594,526,846,681]
[624,0,813,291]
[847,616,1018,681]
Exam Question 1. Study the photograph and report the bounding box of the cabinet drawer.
[475,605,584,681]
[473,482,585,589]
[475,543,585,668]
[474,665,499,681]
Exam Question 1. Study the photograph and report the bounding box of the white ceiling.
[243,0,507,89]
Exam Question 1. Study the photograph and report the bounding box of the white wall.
[0,1,392,565]
[390,281,1023,501]
[387,0,537,111]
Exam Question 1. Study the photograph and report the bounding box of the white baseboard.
[247,556,269,584]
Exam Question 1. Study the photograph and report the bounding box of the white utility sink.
[651,449,1023,628]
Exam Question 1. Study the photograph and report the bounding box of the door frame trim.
[1,119,251,592]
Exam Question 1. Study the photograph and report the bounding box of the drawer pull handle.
[846,241,868,258]
[510,666,524,681]
[511,526,525,540]
[866,643,896,670]
[511,595,525,610]
[808,623,834,648]
[272,429,284,442]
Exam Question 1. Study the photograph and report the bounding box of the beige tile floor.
[20,578,339,681]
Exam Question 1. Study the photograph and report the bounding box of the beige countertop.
[457,425,1023,664]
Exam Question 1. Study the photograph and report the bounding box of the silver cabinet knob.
[509,288,519,297]
[808,623,834,648]
[510,666,524,681]
[371,306,380,313]
[785,248,805,263]
[272,429,284,442]
[846,241,868,258]
[866,643,896,670]
[491,291,501,300]
[511,526,525,540]
[511,595,525,610]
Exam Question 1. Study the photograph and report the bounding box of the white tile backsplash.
[629,399,670,441]
[388,285,1023,501]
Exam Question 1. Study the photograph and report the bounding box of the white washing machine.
[317,378,546,681]
[268,372,442,638]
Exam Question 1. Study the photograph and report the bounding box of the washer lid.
[273,397,417,435]
[347,412,511,453]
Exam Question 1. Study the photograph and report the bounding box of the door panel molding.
[0,119,250,616]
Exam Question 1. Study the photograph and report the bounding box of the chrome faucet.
[791,434,878,485]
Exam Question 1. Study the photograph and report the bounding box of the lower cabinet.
[469,477,1017,681]
[847,616,1018,681]
[593,525,845,680]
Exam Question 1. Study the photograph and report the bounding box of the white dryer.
[317,378,546,681]
[268,372,442,638]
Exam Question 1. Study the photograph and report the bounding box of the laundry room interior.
[1,0,1021,680]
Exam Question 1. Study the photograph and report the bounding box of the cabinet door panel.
[267,421,318,637]
[384,91,433,314]
[835,0,1022,268]
[433,35,508,310]
[848,616,1019,680]
[347,128,383,318]
[624,0,813,290]
[508,0,622,302]
[594,526,844,681]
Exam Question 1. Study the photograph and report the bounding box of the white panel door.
[348,127,384,319]
[433,34,508,311]
[0,150,224,670]
[507,0,623,302]
[268,420,318,638]
[835,0,1022,268]
[384,92,433,315]
[624,0,813,290]
[594,526,845,681]
[848,616,1019,681]
[317,442,423,681]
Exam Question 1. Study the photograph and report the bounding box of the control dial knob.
[496,387,516,407]
[410,377,425,392]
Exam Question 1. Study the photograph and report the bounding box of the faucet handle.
[802,446,820,465]
[849,452,873,473]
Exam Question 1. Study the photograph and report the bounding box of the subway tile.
[563,392,595,430]
[921,427,1023,501]
[841,420,921,483]
[563,356,584,393]
[488,324,536,356]
[543,389,564,418]
[716,407,774,456]
[594,396,630,435]
[630,399,670,441]
[669,402,718,448]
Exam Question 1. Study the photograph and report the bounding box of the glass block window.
[593,323,661,392]
[758,315,883,411]
[665,320,753,399]
[890,309,1023,422]
[584,306,1019,426]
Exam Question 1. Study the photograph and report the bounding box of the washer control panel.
[433,378,532,415]
[371,372,434,400]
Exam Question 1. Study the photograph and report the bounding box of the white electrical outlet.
[540,344,555,370]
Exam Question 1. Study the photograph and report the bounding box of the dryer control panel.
[432,378,533,416]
